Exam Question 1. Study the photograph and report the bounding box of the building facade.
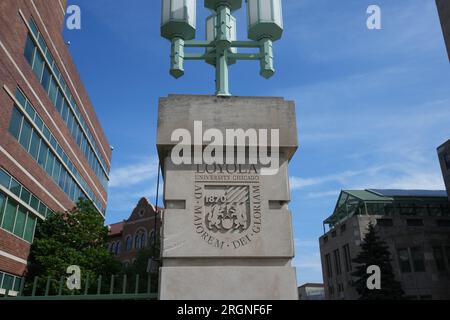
[436,0,450,61]
[319,189,450,300]
[437,140,450,200]
[107,198,161,267]
[0,0,111,294]
[298,283,325,300]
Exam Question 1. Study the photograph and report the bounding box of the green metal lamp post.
[161,0,284,96]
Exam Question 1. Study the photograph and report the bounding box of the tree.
[351,222,404,299]
[26,199,121,292]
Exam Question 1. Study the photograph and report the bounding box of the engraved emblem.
[193,165,262,250]
[205,186,250,233]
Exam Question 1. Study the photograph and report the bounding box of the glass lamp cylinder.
[205,14,237,66]
[161,0,196,40]
[247,0,283,41]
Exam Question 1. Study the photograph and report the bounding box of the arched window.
[126,236,132,251]
[110,242,116,254]
[134,229,147,250]
[115,241,121,255]
[148,230,155,246]
[141,231,147,248]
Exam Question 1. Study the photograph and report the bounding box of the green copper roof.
[323,189,449,226]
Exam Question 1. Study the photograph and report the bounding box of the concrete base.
[159,266,298,300]
[156,95,299,300]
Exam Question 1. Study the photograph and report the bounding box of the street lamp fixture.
[161,0,284,96]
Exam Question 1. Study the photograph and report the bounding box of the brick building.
[107,198,161,267]
[436,0,450,61]
[0,0,111,294]
[437,140,450,200]
[320,189,450,300]
[298,283,325,300]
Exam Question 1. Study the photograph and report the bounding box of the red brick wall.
[107,199,162,264]
[0,0,111,277]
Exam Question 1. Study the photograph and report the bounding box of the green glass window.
[61,101,69,122]
[20,188,31,204]
[13,277,22,291]
[67,113,74,134]
[29,20,38,37]
[2,199,17,232]
[29,130,40,160]
[0,193,6,226]
[23,214,36,242]
[32,51,45,81]
[19,119,32,151]
[42,125,51,142]
[38,202,46,217]
[398,248,411,273]
[433,246,446,271]
[37,143,48,167]
[52,162,61,183]
[2,274,14,291]
[69,179,76,200]
[0,170,10,188]
[55,89,62,113]
[35,114,43,131]
[58,170,66,189]
[30,195,39,211]
[9,107,23,140]
[49,78,58,104]
[37,34,46,54]
[45,153,55,176]
[24,35,35,65]
[15,89,27,107]
[9,179,21,197]
[56,145,64,158]
[41,66,51,92]
[24,102,35,120]
[411,247,425,272]
[45,50,53,67]
[50,136,57,150]
[13,206,27,237]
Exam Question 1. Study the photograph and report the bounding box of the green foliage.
[25,199,121,293]
[351,222,404,300]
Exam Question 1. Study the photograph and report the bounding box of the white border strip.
[0,249,28,265]
[0,145,66,212]
[0,184,45,221]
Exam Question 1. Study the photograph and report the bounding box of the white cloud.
[109,157,159,188]
[290,166,385,191]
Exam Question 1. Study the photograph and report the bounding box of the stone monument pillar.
[157,94,298,300]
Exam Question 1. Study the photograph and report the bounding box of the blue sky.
[64,0,450,285]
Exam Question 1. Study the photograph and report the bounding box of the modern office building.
[0,0,111,294]
[319,189,450,300]
[437,140,450,200]
[436,0,450,60]
[298,283,325,300]
[107,198,161,267]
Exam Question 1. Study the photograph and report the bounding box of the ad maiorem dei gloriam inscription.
[194,164,262,250]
